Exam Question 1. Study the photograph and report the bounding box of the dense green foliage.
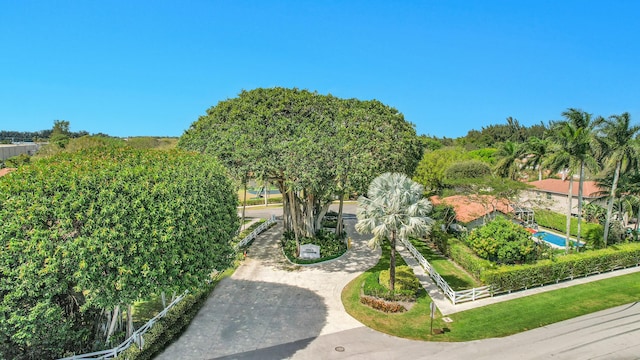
[413,147,472,193]
[179,87,422,240]
[443,160,492,180]
[465,217,550,264]
[0,148,238,359]
[482,243,640,291]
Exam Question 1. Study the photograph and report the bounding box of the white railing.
[235,215,276,250]
[61,291,189,360]
[401,238,492,305]
[62,216,277,359]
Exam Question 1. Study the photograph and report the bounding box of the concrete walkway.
[155,205,640,359]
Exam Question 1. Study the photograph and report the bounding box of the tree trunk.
[287,188,300,256]
[241,176,247,227]
[303,191,315,237]
[126,304,134,339]
[390,230,396,292]
[576,162,585,250]
[264,179,269,206]
[105,305,120,344]
[336,195,345,237]
[538,167,542,181]
[565,177,573,253]
[603,161,621,247]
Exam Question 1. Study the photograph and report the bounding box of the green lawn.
[342,244,640,342]
[409,238,482,290]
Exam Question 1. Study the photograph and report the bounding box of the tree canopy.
[0,147,237,359]
[178,87,422,240]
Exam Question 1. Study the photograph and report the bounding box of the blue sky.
[1,1,639,138]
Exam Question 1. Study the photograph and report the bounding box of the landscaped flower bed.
[281,230,347,264]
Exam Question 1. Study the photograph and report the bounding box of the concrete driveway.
[156,205,640,359]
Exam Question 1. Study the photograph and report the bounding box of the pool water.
[533,231,582,248]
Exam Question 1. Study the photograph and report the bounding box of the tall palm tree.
[598,113,640,246]
[494,141,523,180]
[546,109,602,250]
[356,173,433,291]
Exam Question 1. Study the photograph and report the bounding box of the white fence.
[401,238,492,305]
[60,216,277,359]
[61,291,189,360]
[235,215,277,250]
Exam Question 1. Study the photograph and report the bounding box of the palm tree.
[494,141,523,180]
[356,173,433,291]
[598,113,640,246]
[522,136,551,181]
[546,109,602,250]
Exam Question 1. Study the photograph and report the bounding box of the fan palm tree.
[546,109,602,250]
[598,113,640,246]
[356,173,433,291]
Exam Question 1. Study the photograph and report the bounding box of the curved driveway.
[156,205,640,359]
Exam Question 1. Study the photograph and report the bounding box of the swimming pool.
[533,231,582,248]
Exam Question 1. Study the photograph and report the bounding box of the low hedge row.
[119,280,219,359]
[482,243,640,292]
[534,208,601,237]
[242,197,283,206]
[448,239,495,280]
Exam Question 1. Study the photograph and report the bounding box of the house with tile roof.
[431,194,512,230]
[518,178,607,216]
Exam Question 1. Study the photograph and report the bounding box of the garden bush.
[362,271,417,302]
[360,296,406,313]
[481,242,640,292]
[379,266,422,294]
[465,217,548,264]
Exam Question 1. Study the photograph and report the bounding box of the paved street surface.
[156,205,640,359]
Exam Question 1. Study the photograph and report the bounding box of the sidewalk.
[397,243,640,315]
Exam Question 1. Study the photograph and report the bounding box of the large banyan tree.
[179,87,422,246]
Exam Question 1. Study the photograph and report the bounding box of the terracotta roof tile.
[430,195,511,223]
[527,178,604,198]
[0,168,16,177]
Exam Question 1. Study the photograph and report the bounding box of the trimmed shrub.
[379,266,422,293]
[362,271,417,302]
[481,243,640,292]
[534,208,602,238]
[360,296,406,313]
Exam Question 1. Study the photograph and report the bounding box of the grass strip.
[408,238,482,290]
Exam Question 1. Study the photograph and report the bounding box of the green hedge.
[448,239,495,280]
[242,197,282,206]
[534,208,602,237]
[482,243,640,292]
